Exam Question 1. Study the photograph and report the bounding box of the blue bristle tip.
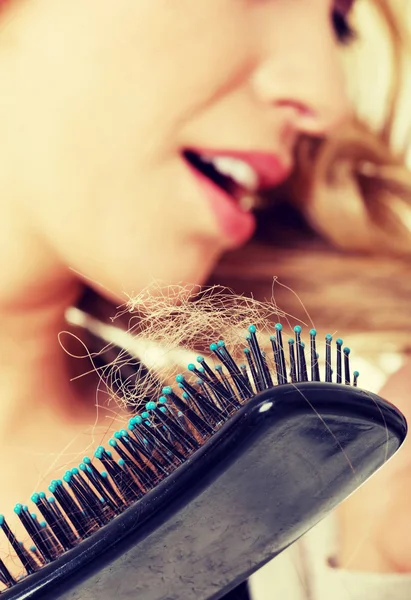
[162,386,172,395]
[146,401,157,411]
[294,325,302,334]
[187,364,195,371]
[210,343,218,352]
[176,374,185,383]
[309,329,317,336]
[275,323,283,331]
[197,356,204,363]
[248,325,257,334]
[336,338,343,345]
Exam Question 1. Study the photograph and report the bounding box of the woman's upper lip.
[187,147,292,190]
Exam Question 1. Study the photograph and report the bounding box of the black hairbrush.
[0,325,407,600]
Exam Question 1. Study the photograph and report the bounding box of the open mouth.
[183,150,258,210]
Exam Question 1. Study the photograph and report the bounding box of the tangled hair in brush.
[120,283,286,351]
[73,283,291,411]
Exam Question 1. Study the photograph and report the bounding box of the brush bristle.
[0,325,358,591]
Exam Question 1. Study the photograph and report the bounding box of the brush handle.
[2,383,407,600]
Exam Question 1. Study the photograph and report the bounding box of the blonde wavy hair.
[213,0,411,359]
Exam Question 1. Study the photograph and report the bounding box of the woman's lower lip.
[185,163,256,247]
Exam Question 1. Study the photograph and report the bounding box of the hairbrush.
[0,325,407,600]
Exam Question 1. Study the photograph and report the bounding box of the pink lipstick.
[183,148,291,246]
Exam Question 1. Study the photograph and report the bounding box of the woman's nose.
[250,11,351,137]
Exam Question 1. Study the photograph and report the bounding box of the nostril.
[275,99,324,137]
[275,99,316,119]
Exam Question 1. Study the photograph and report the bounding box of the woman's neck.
[0,291,86,418]
[0,287,123,521]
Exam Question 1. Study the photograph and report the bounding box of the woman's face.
[1,0,351,301]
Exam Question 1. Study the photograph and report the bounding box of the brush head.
[0,325,407,599]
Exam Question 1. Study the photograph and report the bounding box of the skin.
[0,0,348,305]
[0,0,354,564]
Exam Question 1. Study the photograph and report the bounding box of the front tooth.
[207,156,259,191]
